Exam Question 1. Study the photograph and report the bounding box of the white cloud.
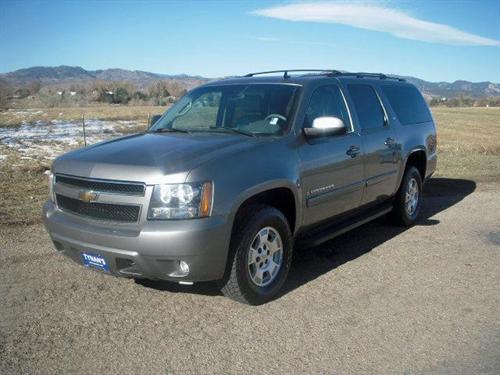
[252,2,500,46]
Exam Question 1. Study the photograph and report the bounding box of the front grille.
[56,194,140,222]
[55,175,145,195]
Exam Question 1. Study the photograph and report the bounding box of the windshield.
[149,84,300,136]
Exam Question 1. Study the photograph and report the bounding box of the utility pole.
[82,114,87,146]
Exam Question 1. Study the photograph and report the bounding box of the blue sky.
[1,0,499,82]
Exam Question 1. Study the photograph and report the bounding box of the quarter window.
[304,85,350,129]
[381,85,432,125]
[347,84,385,130]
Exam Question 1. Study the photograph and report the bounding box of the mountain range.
[1,66,499,99]
[0,66,208,91]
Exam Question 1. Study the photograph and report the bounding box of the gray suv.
[43,70,437,304]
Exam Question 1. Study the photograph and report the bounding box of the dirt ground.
[1,178,499,374]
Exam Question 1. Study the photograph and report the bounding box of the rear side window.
[304,85,350,128]
[381,85,432,125]
[347,84,385,130]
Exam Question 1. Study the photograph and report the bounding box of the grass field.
[0,106,499,225]
[0,105,167,128]
[432,107,500,182]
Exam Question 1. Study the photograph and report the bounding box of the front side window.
[150,84,300,136]
[304,85,350,129]
[347,84,385,131]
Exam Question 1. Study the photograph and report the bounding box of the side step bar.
[296,203,393,249]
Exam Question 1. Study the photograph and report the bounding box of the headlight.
[147,182,213,220]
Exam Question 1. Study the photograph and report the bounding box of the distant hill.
[1,65,499,99]
[0,66,209,90]
[400,76,500,99]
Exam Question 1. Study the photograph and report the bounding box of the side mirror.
[303,116,347,139]
[149,114,162,128]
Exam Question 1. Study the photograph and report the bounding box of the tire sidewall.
[399,167,422,225]
[234,208,293,304]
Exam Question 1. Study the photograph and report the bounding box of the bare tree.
[0,79,11,110]
[27,80,41,95]
[148,80,171,99]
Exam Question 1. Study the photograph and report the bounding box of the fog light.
[179,261,190,274]
[167,260,190,278]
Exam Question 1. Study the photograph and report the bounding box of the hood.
[53,132,258,184]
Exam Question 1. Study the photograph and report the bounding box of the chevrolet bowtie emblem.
[79,190,99,203]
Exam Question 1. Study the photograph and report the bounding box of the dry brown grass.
[0,163,48,225]
[0,105,168,127]
[431,107,500,182]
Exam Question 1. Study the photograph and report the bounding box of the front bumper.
[43,200,232,282]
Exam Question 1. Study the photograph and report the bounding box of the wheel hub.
[405,177,419,216]
[247,227,283,287]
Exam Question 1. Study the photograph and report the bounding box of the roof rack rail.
[339,72,406,81]
[242,69,406,81]
[244,69,342,79]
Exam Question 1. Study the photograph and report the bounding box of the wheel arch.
[405,148,427,180]
[230,181,300,236]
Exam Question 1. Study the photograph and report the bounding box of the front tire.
[389,166,423,226]
[221,205,293,305]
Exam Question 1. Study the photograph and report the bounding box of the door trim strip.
[307,180,364,207]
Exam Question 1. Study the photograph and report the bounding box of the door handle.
[385,137,396,146]
[346,145,360,158]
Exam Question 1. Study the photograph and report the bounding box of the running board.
[296,203,393,249]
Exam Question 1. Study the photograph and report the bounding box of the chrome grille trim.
[55,174,145,196]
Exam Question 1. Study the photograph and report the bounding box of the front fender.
[186,137,302,233]
[229,178,301,234]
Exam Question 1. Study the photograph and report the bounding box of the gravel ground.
[1,178,499,374]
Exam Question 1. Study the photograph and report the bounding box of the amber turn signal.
[199,182,213,217]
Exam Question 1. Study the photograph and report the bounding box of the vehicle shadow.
[282,177,476,297]
[136,178,476,299]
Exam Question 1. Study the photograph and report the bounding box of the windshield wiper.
[150,128,190,134]
[215,128,256,137]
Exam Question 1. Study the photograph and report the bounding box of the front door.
[298,85,365,227]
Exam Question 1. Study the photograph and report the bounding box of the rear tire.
[221,205,293,305]
[389,166,422,226]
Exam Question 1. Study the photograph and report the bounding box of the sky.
[1,0,499,82]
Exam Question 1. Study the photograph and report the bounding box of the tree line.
[429,96,500,107]
[0,79,189,109]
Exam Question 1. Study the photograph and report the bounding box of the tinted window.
[381,85,432,125]
[347,84,385,130]
[304,85,350,128]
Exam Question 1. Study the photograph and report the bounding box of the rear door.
[346,83,399,204]
[298,84,365,226]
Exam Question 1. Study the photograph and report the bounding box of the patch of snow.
[0,119,142,161]
[6,109,45,118]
